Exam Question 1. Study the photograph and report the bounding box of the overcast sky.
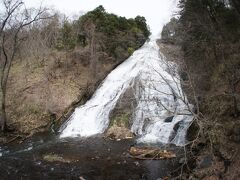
[23,0,179,36]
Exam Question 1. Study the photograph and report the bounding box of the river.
[0,133,184,179]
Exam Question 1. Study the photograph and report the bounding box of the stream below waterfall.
[0,133,184,179]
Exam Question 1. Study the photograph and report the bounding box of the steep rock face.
[105,85,137,140]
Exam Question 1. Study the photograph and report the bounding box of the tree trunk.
[90,26,97,80]
[0,60,11,132]
[0,51,13,132]
[0,88,7,131]
[0,0,48,132]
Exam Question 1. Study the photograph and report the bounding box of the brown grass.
[5,48,118,135]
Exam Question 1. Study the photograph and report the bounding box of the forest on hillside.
[161,0,240,179]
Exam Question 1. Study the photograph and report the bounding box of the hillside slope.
[1,6,150,141]
[161,0,240,179]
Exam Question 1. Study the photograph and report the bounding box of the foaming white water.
[60,38,193,145]
[131,51,193,145]
[60,40,154,137]
[126,0,192,145]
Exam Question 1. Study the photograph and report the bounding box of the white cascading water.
[131,46,193,145]
[60,0,193,146]
[60,39,193,145]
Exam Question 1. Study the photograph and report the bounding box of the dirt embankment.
[1,47,127,143]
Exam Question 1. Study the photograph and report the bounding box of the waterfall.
[60,0,193,146]
[60,38,193,146]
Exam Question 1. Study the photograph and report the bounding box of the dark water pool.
[0,134,183,180]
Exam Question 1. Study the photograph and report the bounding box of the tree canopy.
[56,6,150,51]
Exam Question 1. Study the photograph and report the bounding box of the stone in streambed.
[43,154,71,163]
[105,124,134,140]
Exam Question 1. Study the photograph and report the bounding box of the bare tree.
[0,0,48,131]
[83,20,102,82]
[89,23,97,80]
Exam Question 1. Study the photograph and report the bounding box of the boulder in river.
[105,124,134,140]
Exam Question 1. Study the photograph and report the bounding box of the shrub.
[127,47,135,55]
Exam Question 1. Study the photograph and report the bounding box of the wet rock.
[108,86,137,128]
[134,161,140,166]
[105,124,134,140]
[180,71,189,81]
[43,154,71,163]
[164,116,174,123]
[142,118,151,132]
[168,121,182,142]
[79,176,86,180]
[173,121,182,132]
[186,120,199,141]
